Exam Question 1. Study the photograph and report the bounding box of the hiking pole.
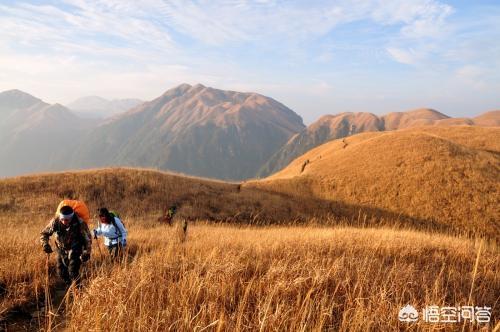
[44,253,53,331]
[94,216,103,258]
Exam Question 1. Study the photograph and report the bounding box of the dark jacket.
[40,215,92,253]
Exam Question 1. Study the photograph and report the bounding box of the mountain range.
[70,83,304,180]
[66,96,143,119]
[0,89,95,176]
[257,108,500,177]
[0,85,498,179]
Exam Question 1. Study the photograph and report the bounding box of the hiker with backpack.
[93,208,127,258]
[165,205,177,225]
[158,205,177,225]
[40,204,92,286]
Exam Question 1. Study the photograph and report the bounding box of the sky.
[0,0,499,124]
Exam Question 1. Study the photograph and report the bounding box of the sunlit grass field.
[0,215,498,331]
[0,158,498,331]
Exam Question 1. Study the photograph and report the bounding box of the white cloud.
[386,47,424,65]
[0,1,456,63]
[1,0,498,120]
[0,2,175,55]
[372,0,453,38]
[141,0,455,46]
[377,1,455,67]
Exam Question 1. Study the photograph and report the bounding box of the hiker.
[40,205,92,285]
[166,205,177,225]
[157,205,177,225]
[93,208,127,258]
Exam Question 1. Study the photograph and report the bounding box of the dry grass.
[0,167,337,224]
[0,217,498,331]
[248,126,500,240]
[0,133,497,331]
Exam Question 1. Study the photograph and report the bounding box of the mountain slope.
[248,126,500,238]
[0,89,42,112]
[258,108,500,177]
[0,90,44,129]
[67,96,143,119]
[0,167,340,223]
[258,112,384,177]
[473,110,500,126]
[381,108,449,129]
[0,90,93,177]
[72,84,305,180]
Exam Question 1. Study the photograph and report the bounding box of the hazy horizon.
[1,84,498,126]
[1,1,499,124]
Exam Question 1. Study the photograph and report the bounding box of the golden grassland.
[0,167,460,237]
[248,126,500,240]
[0,125,498,330]
[0,216,498,331]
[0,167,337,224]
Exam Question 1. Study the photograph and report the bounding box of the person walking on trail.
[166,205,177,225]
[93,207,127,258]
[40,205,92,286]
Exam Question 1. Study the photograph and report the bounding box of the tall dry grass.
[63,223,498,331]
[2,214,497,331]
[0,214,113,330]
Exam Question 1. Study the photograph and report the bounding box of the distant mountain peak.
[75,84,305,180]
[400,108,449,119]
[67,95,143,119]
[192,83,206,89]
[155,83,194,102]
[0,89,43,110]
[71,95,109,104]
[176,83,193,89]
[0,89,37,97]
[43,103,74,115]
[158,83,211,99]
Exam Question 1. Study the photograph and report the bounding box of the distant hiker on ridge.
[93,208,127,258]
[40,205,92,286]
[158,205,177,225]
[166,205,177,225]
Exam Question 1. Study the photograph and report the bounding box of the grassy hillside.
[0,144,498,330]
[258,109,500,177]
[0,166,477,236]
[0,167,337,224]
[248,126,500,239]
[474,110,500,126]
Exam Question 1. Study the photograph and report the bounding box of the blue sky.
[0,0,498,124]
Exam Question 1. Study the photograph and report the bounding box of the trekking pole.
[94,216,103,258]
[44,253,53,331]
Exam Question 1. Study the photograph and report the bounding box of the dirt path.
[2,280,70,331]
[2,260,97,331]
[2,248,139,331]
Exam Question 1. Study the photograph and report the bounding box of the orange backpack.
[55,200,91,225]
